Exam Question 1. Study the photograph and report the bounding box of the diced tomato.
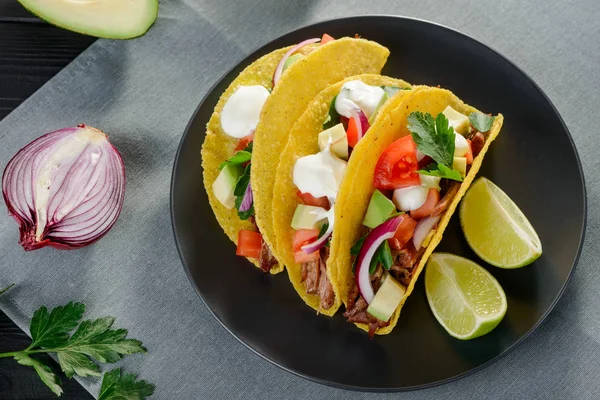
[373,135,421,189]
[321,33,335,44]
[293,229,320,263]
[296,190,330,209]
[410,188,440,220]
[236,230,262,259]
[346,117,359,148]
[388,214,418,250]
[234,132,255,152]
[465,140,473,164]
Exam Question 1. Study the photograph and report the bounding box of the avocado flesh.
[18,0,159,39]
[362,189,396,228]
[367,274,406,322]
[318,123,348,160]
[213,164,243,209]
[291,205,327,230]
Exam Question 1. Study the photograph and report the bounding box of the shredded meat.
[343,265,389,338]
[259,241,278,273]
[389,243,419,286]
[301,246,335,310]
[470,131,485,157]
[431,182,461,217]
[302,260,320,294]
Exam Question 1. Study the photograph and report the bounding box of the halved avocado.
[18,0,159,39]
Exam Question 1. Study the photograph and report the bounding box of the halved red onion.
[272,38,320,86]
[301,223,332,254]
[348,107,370,144]
[413,215,441,249]
[2,125,125,251]
[355,216,403,304]
[239,180,253,212]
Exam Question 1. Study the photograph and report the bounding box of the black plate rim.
[170,15,587,392]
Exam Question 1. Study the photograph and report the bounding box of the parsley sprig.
[408,111,463,182]
[0,301,154,398]
[469,112,495,132]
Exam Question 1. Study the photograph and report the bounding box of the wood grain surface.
[0,1,95,398]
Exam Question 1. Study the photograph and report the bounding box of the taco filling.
[344,107,496,336]
[289,80,409,308]
[211,34,336,272]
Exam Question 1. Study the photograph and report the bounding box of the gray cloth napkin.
[1,0,599,398]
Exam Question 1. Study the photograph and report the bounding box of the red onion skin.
[355,216,403,303]
[239,180,253,213]
[2,125,125,251]
[272,38,320,87]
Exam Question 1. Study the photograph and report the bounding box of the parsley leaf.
[0,301,150,397]
[14,352,62,396]
[29,301,85,349]
[218,150,251,170]
[0,283,14,295]
[418,163,463,182]
[234,164,253,220]
[99,368,155,400]
[323,95,340,130]
[408,112,455,168]
[469,112,495,133]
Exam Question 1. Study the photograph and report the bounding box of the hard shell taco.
[202,35,390,274]
[272,74,412,316]
[331,86,504,336]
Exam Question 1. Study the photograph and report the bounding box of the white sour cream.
[220,85,270,138]
[334,80,385,119]
[293,147,347,199]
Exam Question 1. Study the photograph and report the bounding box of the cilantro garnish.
[0,301,152,398]
[408,112,455,168]
[322,95,340,130]
[218,142,253,170]
[234,164,254,220]
[419,163,463,182]
[469,112,495,133]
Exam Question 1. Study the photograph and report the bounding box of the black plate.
[171,16,586,391]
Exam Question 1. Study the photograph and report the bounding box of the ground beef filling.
[301,246,335,310]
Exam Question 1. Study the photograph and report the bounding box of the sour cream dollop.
[293,147,347,199]
[220,85,270,138]
[334,80,385,119]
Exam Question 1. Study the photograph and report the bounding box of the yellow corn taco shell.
[252,38,390,270]
[272,74,412,316]
[331,86,504,334]
[202,46,296,273]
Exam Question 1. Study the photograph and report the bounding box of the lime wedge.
[425,253,507,340]
[460,177,542,268]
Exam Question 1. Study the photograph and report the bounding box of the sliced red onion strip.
[1,125,125,251]
[348,107,370,143]
[301,223,332,254]
[413,215,441,249]
[355,216,403,304]
[239,180,253,212]
[272,38,320,86]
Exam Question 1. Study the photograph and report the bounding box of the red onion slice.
[272,38,320,86]
[349,107,370,143]
[355,216,403,304]
[301,223,332,254]
[1,125,125,251]
[239,180,253,212]
[413,215,441,249]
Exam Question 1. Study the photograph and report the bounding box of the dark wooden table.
[1,1,95,398]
